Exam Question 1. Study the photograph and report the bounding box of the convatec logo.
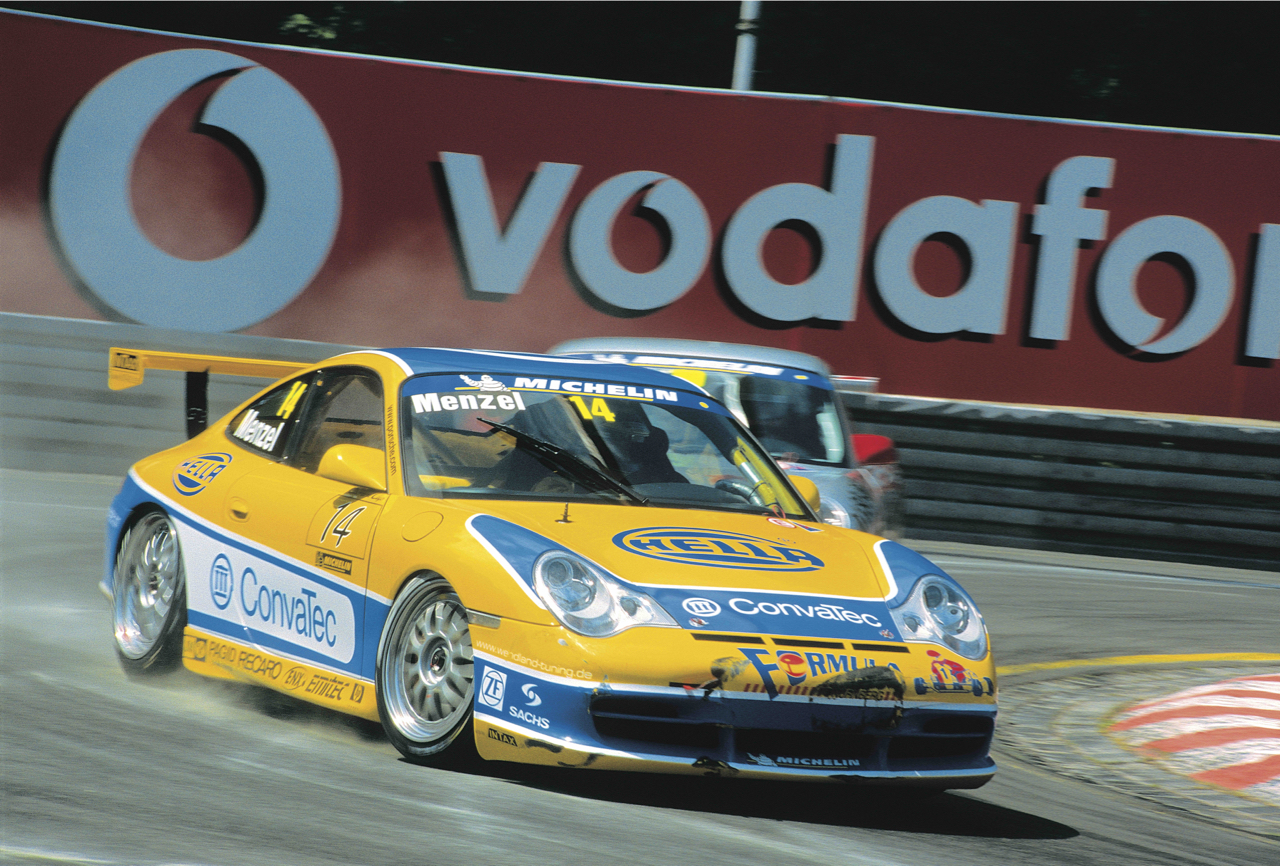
[682,597,722,617]
[49,49,341,332]
[209,554,234,610]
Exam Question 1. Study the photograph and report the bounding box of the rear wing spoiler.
[109,347,309,438]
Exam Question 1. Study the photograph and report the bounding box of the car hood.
[465,500,899,642]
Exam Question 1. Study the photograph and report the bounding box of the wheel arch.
[373,570,478,765]
[375,568,449,656]
[371,543,551,628]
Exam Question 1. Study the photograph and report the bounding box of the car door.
[218,367,388,677]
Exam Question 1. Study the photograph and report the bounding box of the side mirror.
[317,444,387,491]
[787,474,821,514]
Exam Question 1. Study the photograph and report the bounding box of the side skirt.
[182,625,380,722]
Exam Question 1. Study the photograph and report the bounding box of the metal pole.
[731,0,761,91]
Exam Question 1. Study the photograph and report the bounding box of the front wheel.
[376,574,476,766]
[112,509,187,675]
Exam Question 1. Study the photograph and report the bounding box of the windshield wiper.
[477,419,649,505]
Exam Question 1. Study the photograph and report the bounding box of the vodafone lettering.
[49,49,340,332]
[42,49,1278,362]
[447,136,1276,358]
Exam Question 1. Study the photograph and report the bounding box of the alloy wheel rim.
[114,513,181,659]
[386,593,474,742]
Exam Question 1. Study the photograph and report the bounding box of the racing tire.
[112,509,187,675]
[376,574,477,767]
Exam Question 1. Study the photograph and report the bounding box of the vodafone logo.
[49,49,340,332]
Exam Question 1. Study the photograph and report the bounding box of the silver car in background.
[550,338,903,537]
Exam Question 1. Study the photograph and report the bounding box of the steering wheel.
[714,477,766,506]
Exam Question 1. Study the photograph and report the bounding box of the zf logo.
[479,668,507,710]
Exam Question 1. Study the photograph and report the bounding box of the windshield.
[656,368,846,465]
[399,373,809,518]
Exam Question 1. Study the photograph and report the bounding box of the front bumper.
[472,647,996,787]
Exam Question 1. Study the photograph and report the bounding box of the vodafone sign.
[49,49,340,331]
[1,11,1276,419]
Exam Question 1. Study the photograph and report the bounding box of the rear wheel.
[113,509,186,674]
[376,575,476,765]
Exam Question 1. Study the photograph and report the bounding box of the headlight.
[533,551,677,637]
[889,573,987,660]
[818,497,850,528]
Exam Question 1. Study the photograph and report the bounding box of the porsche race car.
[104,345,995,787]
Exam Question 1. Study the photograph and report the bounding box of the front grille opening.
[887,735,989,762]
[586,696,994,768]
[771,638,844,649]
[590,695,719,749]
[593,716,721,749]
[690,632,766,643]
[920,715,994,736]
[736,728,877,761]
[590,697,679,719]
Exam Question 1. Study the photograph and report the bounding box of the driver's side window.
[290,368,385,474]
[225,374,313,460]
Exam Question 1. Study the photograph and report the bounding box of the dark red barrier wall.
[2,11,1276,420]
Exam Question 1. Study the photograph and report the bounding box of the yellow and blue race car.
[104,346,996,787]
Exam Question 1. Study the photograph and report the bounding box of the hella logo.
[172,452,232,496]
[613,528,824,572]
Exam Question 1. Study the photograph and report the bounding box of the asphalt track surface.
[2,469,1278,866]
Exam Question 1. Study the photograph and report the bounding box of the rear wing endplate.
[109,347,309,438]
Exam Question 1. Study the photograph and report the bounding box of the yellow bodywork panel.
[788,474,822,512]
